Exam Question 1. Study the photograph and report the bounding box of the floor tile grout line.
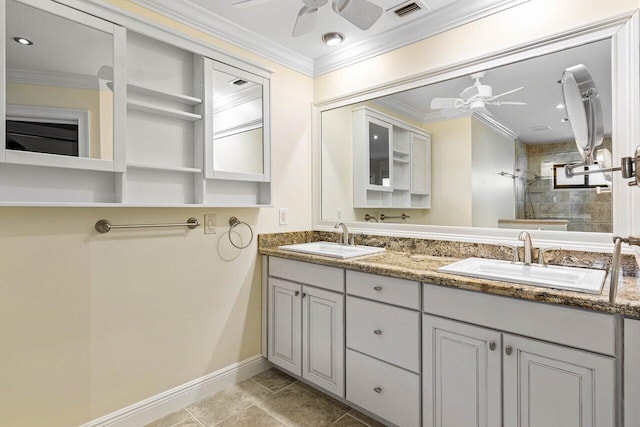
[249,376,279,396]
[329,413,352,426]
[254,401,297,427]
[183,407,205,427]
[345,413,373,426]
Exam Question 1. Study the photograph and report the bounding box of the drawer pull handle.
[505,345,513,356]
[373,387,382,393]
[489,341,496,351]
[373,286,383,291]
[373,329,382,335]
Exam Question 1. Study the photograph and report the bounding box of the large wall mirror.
[317,17,640,247]
[3,0,120,170]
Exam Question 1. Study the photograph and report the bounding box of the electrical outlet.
[279,208,288,225]
[204,214,216,234]
[336,208,342,220]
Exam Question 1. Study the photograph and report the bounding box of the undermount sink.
[438,257,607,294]
[279,242,386,259]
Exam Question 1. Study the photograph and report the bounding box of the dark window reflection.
[6,120,79,156]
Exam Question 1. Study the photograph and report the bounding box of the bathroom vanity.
[260,235,640,427]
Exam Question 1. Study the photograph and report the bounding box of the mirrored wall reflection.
[321,39,613,233]
[212,67,264,175]
[5,0,114,159]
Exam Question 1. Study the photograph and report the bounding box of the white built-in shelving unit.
[0,0,272,207]
[353,107,431,209]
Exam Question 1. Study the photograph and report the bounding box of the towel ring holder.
[228,217,254,249]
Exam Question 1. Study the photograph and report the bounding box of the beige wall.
[0,1,313,426]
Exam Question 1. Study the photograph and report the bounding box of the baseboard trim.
[81,355,271,427]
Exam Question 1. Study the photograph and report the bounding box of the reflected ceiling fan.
[430,72,526,116]
[233,0,383,37]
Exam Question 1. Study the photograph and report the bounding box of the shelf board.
[393,149,410,156]
[394,187,410,191]
[0,201,272,208]
[127,163,202,173]
[127,100,202,121]
[128,83,202,106]
[393,158,410,164]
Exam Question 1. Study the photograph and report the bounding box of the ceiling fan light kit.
[322,31,344,45]
[430,71,526,116]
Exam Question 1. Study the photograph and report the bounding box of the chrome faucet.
[518,231,534,265]
[334,222,350,245]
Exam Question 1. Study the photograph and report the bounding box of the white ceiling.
[372,38,612,144]
[131,0,530,76]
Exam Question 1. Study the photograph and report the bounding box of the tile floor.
[145,368,387,427]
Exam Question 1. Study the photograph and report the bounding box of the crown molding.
[128,0,529,77]
[371,97,425,124]
[7,68,99,90]
[473,112,520,139]
[130,0,314,76]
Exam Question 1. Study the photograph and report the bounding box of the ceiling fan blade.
[488,86,523,101]
[232,0,273,7]
[430,97,461,110]
[292,6,318,37]
[333,0,383,30]
[488,101,527,106]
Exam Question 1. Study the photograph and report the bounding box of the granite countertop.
[258,232,640,318]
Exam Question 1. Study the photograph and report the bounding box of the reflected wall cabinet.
[0,0,272,206]
[352,106,431,209]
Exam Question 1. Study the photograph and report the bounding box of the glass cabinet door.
[366,116,393,190]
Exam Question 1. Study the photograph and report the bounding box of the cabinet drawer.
[423,283,616,355]
[346,270,420,309]
[346,296,420,372]
[346,349,420,427]
[269,257,344,293]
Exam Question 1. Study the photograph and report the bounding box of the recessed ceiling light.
[322,32,344,46]
[13,37,33,46]
[555,103,565,109]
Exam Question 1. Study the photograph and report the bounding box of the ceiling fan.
[233,0,383,37]
[430,72,526,116]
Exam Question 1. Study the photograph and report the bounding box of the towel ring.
[228,217,254,250]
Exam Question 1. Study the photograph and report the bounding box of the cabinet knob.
[373,387,382,393]
[302,292,307,298]
[505,345,513,356]
[489,341,496,351]
[294,291,299,296]
[373,286,383,291]
[373,329,382,335]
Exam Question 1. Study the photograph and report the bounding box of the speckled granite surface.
[258,231,640,318]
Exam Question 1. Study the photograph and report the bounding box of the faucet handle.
[500,244,520,263]
[537,247,561,266]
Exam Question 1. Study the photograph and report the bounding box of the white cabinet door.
[302,286,344,397]
[625,318,640,427]
[268,278,302,376]
[410,132,431,195]
[503,334,615,427]
[423,315,502,427]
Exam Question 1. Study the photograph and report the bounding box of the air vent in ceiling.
[530,125,552,132]
[388,0,428,21]
[230,78,248,86]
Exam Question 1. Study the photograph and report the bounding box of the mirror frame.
[312,12,640,253]
[204,59,271,183]
[0,0,126,172]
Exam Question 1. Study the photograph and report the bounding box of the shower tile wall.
[518,139,612,233]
